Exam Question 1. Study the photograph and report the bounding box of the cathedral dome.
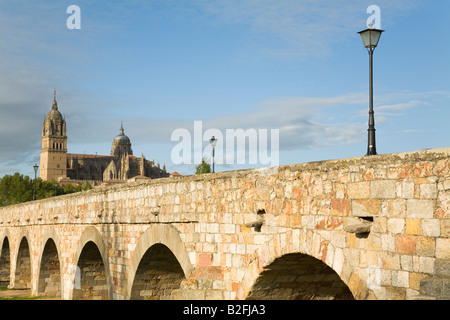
[114,125,130,143]
[111,124,133,156]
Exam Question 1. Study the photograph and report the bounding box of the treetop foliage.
[195,157,211,175]
[0,172,91,207]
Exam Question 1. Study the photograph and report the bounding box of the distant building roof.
[170,171,183,177]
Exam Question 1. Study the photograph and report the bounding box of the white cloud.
[121,92,369,152]
[377,100,425,113]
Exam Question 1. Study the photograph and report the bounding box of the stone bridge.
[0,148,449,300]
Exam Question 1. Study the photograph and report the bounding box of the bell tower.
[39,91,68,181]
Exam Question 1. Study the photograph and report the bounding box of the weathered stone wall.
[0,147,449,300]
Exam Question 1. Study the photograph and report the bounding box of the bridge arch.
[36,228,62,298]
[246,252,354,300]
[126,224,193,300]
[13,232,33,290]
[71,226,111,300]
[0,230,11,287]
[0,228,10,247]
[238,231,364,300]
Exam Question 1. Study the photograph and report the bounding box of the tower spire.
[52,89,58,110]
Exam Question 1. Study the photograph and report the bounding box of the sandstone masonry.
[0,147,449,300]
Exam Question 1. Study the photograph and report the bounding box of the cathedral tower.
[39,91,68,181]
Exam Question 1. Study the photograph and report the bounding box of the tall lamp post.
[209,136,217,173]
[358,25,384,156]
[33,164,39,200]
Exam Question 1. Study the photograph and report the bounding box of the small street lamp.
[33,164,39,200]
[358,25,384,156]
[209,136,217,173]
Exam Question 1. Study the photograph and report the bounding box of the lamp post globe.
[358,26,384,156]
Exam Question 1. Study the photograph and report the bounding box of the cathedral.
[39,92,170,185]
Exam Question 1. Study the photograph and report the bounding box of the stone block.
[407,200,434,219]
[416,237,435,257]
[352,199,381,217]
[392,270,409,288]
[402,181,415,199]
[380,269,392,286]
[420,184,438,199]
[289,214,302,228]
[381,233,396,251]
[331,199,351,216]
[436,238,450,259]
[395,235,416,255]
[418,257,435,274]
[197,253,212,267]
[441,219,450,237]
[335,183,345,199]
[387,218,405,234]
[420,278,441,296]
[371,180,396,199]
[400,254,413,271]
[332,248,344,275]
[434,259,450,277]
[347,182,370,199]
[344,222,371,234]
[405,219,422,235]
[372,216,387,233]
[422,219,441,237]
[444,179,450,191]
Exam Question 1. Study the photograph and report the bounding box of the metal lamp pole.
[358,26,384,156]
[33,164,39,200]
[209,136,217,173]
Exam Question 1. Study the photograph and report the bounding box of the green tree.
[65,183,75,194]
[195,157,211,174]
[0,173,33,206]
[35,179,61,200]
[0,173,93,207]
[82,183,92,191]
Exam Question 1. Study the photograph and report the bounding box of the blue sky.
[0,0,449,177]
